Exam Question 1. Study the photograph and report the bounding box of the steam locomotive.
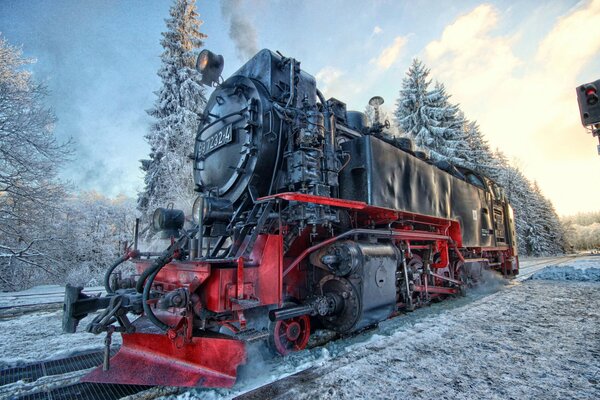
[63,49,519,388]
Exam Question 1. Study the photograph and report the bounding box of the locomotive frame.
[63,49,519,388]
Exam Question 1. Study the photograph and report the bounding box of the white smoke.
[220,0,259,60]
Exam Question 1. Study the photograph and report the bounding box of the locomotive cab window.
[465,172,485,189]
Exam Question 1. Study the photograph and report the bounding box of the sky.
[0,0,599,216]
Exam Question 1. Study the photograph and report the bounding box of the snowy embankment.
[233,258,600,400]
[1,257,598,400]
[0,285,111,369]
[530,257,600,282]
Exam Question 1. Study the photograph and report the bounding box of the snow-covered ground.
[0,309,120,369]
[230,257,600,400]
[531,257,600,281]
[1,256,598,400]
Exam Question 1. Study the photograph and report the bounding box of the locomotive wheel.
[268,313,311,355]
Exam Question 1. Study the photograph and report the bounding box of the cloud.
[423,1,600,215]
[424,4,521,102]
[316,66,343,86]
[372,26,383,35]
[426,4,499,59]
[536,0,600,77]
[376,36,408,70]
[314,65,367,100]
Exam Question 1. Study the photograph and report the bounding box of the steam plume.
[220,0,259,60]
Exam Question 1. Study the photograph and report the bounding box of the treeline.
[0,35,137,290]
[562,212,600,251]
[563,211,600,226]
[0,192,136,291]
[385,59,565,256]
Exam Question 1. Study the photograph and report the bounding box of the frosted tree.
[461,118,501,177]
[495,163,533,255]
[395,59,437,150]
[138,0,207,228]
[63,192,136,286]
[0,35,72,290]
[562,212,600,251]
[493,154,565,256]
[395,58,566,256]
[463,120,489,168]
[394,59,468,164]
[530,182,565,255]
[431,83,470,166]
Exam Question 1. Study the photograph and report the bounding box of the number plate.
[198,126,233,157]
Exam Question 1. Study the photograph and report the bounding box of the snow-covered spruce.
[394,57,566,257]
[137,0,207,229]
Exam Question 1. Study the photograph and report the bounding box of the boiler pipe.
[283,228,454,277]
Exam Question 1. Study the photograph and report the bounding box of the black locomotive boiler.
[63,49,519,388]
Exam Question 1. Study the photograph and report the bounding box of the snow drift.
[531,258,600,282]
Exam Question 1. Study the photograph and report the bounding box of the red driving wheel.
[269,314,311,355]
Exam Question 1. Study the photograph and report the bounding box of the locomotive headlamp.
[152,207,185,238]
[192,196,233,224]
[196,49,224,86]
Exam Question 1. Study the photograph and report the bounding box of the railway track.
[0,303,63,319]
[0,256,581,400]
[0,288,104,319]
[0,349,163,400]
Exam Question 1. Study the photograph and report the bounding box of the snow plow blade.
[82,332,246,388]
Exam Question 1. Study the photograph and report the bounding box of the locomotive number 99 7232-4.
[198,125,233,157]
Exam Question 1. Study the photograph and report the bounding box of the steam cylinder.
[319,241,399,333]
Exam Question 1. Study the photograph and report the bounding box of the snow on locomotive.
[63,49,519,388]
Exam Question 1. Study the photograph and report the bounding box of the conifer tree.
[138,0,207,226]
[431,83,470,166]
[505,167,534,255]
[394,59,438,151]
[530,182,566,254]
[461,119,500,176]
[394,59,468,164]
[395,58,566,256]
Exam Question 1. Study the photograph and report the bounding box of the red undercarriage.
[83,193,518,387]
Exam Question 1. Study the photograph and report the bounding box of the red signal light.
[585,84,599,106]
[577,79,600,126]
